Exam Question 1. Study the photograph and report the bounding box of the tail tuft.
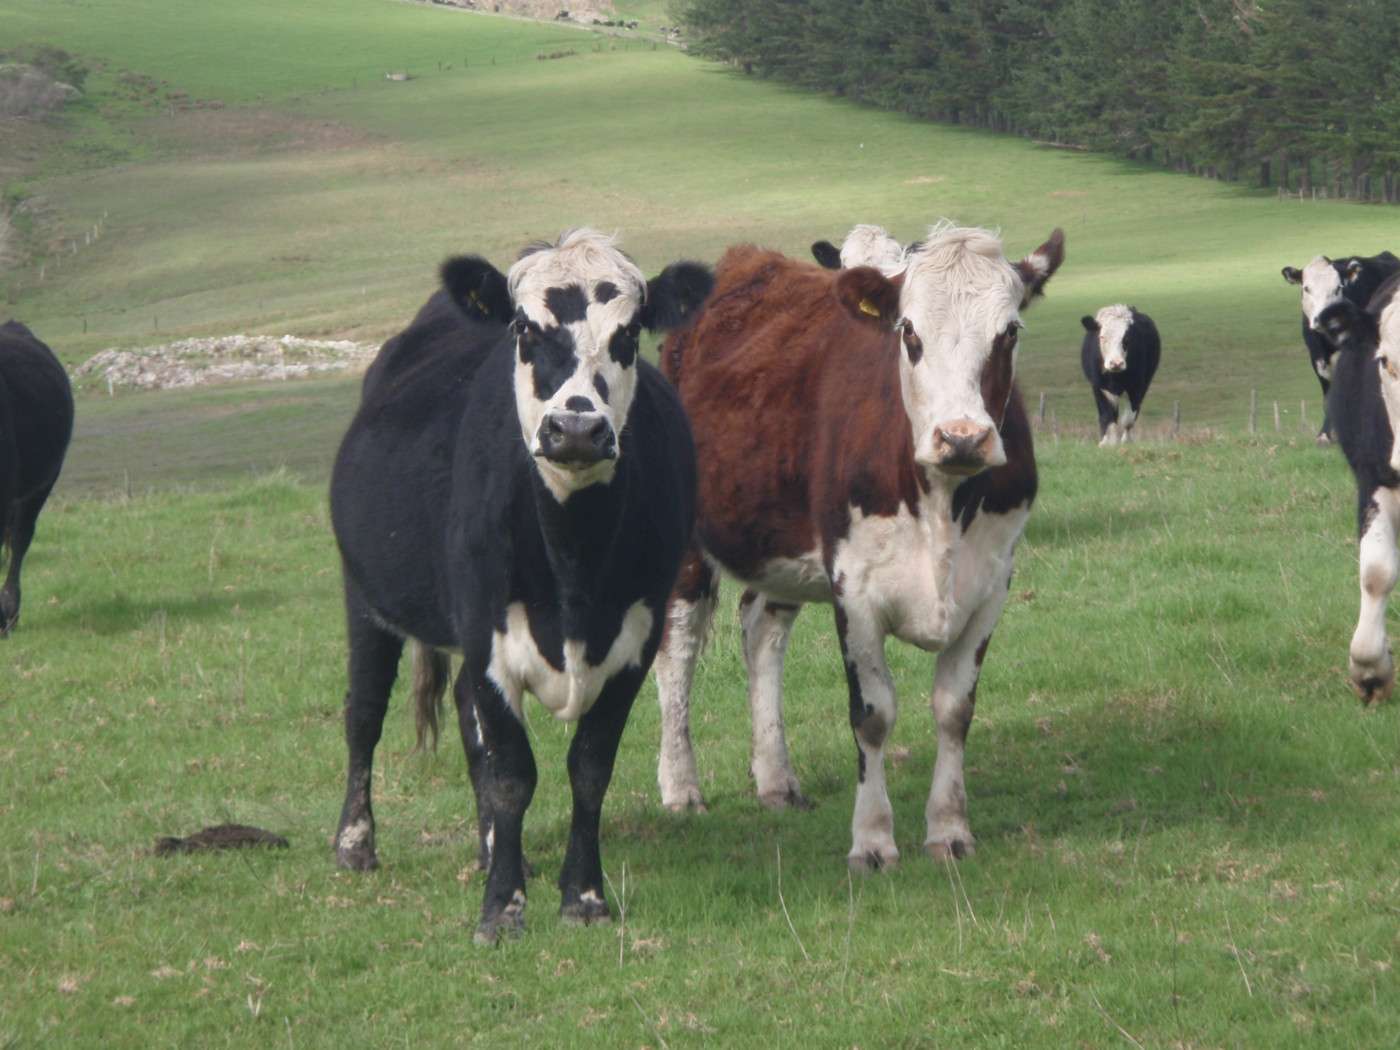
[411,642,451,751]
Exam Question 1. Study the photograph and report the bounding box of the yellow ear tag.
[858,298,880,318]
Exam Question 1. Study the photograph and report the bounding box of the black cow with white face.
[1283,251,1400,443]
[1080,305,1160,446]
[330,229,711,943]
[1314,273,1400,704]
[0,321,74,635]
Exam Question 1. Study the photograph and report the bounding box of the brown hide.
[662,245,1037,586]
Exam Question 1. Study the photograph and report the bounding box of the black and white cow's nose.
[930,420,996,475]
[538,411,616,466]
[1104,359,1127,373]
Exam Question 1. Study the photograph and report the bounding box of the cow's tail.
[411,642,451,752]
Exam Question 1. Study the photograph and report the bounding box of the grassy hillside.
[4,0,1395,437]
[4,439,1399,1047]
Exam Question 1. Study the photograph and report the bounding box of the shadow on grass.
[38,587,284,635]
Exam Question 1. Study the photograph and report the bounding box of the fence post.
[1249,389,1258,434]
[1273,401,1281,432]
[1172,400,1180,439]
[1038,391,1046,424]
[1300,399,1307,431]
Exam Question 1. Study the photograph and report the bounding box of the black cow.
[329,229,710,944]
[1315,273,1400,704]
[0,321,74,635]
[1282,251,1400,443]
[1080,305,1160,446]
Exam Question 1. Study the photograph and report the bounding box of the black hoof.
[335,845,379,871]
[474,891,527,946]
[560,892,611,926]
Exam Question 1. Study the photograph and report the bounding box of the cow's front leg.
[835,604,899,872]
[1095,388,1120,447]
[559,667,644,925]
[654,551,718,811]
[465,666,537,945]
[740,591,808,809]
[925,572,1010,860]
[1349,487,1400,704]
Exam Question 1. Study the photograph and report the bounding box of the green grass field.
[4,439,1399,1048]
[5,1,1400,1046]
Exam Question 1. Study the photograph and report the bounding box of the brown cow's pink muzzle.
[930,420,998,476]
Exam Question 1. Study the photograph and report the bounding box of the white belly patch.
[487,600,654,722]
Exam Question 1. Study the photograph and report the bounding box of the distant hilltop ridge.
[426,0,619,24]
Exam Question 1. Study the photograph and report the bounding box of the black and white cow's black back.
[1315,273,1400,703]
[329,229,710,943]
[1080,305,1160,446]
[1283,251,1400,443]
[0,321,74,635]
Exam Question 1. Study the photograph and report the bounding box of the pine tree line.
[677,0,1400,202]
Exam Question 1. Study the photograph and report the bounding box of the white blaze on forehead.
[1094,304,1133,368]
[897,223,1024,462]
[840,224,908,275]
[1300,256,1344,329]
[1377,296,1400,472]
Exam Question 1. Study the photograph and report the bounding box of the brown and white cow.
[654,223,1064,869]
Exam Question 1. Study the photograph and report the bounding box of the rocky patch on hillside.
[76,334,378,391]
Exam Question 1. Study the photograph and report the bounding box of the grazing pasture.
[3,0,1395,430]
[4,0,1400,1045]
[4,440,1400,1046]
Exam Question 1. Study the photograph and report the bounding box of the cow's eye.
[625,322,641,339]
[901,323,923,364]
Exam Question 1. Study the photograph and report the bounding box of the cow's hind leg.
[0,481,55,636]
[334,585,405,871]
[654,550,718,811]
[835,604,899,872]
[464,666,537,945]
[559,667,644,925]
[740,591,808,809]
[925,575,1010,860]
[1349,487,1400,704]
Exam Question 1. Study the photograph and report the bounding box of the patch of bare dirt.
[76,334,378,390]
[137,106,378,160]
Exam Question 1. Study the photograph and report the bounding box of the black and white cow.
[811,224,919,274]
[329,229,710,943]
[1283,251,1400,443]
[1314,273,1400,704]
[1080,305,1160,446]
[0,321,74,635]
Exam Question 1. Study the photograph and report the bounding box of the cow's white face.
[839,224,908,275]
[1093,304,1133,373]
[1292,255,1345,330]
[893,227,1028,477]
[507,231,648,499]
[1378,298,1400,473]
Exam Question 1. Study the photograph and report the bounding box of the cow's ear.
[640,261,714,332]
[834,266,901,327]
[1281,266,1303,285]
[811,240,842,270]
[1346,259,1365,283]
[1081,315,1100,333]
[1015,228,1065,309]
[441,256,512,324]
[1317,301,1376,349]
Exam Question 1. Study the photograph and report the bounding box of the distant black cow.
[0,321,74,635]
[1314,273,1400,704]
[1282,251,1400,443]
[329,230,710,944]
[1080,305,1160,445]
